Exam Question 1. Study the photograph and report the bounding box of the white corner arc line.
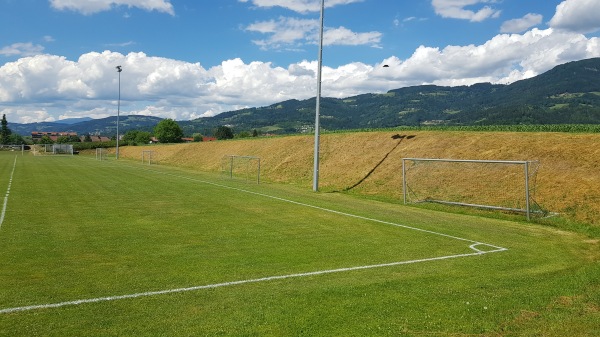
[0,156,17,230]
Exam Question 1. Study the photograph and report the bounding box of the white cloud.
[378,28,600,87]
[239,0,363,14]
[246,17,381,50]
[549,0,600,34]
[501,13,543,33]
[0,43,45,57]
[49,0,175,15]
[432,0,501,22]
[2,27,600,124]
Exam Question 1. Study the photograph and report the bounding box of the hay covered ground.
[118,131,600,226]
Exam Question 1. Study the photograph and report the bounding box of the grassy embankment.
[118,130,600,227]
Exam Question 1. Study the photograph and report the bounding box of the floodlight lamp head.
[116,66,122,72]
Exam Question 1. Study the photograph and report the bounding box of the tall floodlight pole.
[116,65,122,159]
[313,0,325,192]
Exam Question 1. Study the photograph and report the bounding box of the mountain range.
[10,57,600,137]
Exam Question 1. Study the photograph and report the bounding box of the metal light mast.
[313,0,325,192]
[116,65,122,159]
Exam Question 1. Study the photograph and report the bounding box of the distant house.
[150,136,217,143]
[79,135,111,142]
[31,131,77,142]
[187,136,217,142]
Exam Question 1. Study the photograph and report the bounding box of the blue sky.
[1,0,600,124]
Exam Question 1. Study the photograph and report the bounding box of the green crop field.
[0,152,598,336]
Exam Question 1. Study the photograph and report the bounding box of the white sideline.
[0,156,17,230]
[0,160,508,314]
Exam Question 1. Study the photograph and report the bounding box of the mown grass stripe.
[0,155,17,230]
[0,249,498,314]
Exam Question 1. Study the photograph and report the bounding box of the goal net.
[0,144,24,155]
[96,148,107,160]
[141,150,155,165]
[221,155,261,184]
[402,158,543,219]
[32,144,73,156]
[52,144,73,155]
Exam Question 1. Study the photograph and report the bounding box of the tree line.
[1,115,254,147]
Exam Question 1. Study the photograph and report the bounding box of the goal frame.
[141,150,154,165]
[221,155,261,184]
[95,148,107,160]
[0,144,24,155]
[402,158,539,220]
[51,144,73,155]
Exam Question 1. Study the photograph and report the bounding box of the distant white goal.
[95,148,107,160]
[52,144,74,155]
[402,158,543,220]
[221,155,261,184]
[141,150,155,165]
[0,144,24,155]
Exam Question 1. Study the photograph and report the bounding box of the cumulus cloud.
[49,0,175,15]
[2,28,600,124]
[432,0,501,22]
[501,13,543,33]
[246,17,381,50]
[549,0,600,34]
[0,43,45,57]
[239,0,363,14]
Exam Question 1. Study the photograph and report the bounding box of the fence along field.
[0,152,598,335]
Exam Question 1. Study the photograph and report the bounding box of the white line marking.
[0,159,508,314]
[0,156,17,229]
[0,250,496,314]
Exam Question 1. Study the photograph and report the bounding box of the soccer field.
[0,152,598,336]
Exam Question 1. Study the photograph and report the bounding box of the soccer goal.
[0,144,24,155]
[221,155,261,184]
[95,148,107,160]
[54,144,73,155]
[402,158,543,220]
[141,150,155,165]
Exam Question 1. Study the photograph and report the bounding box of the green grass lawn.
[0,152,598,336]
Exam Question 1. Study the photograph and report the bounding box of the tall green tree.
[214,126,234,140]
[39,135,54,144]
[154,119,183,143]
[1,114,12,144]
[134,131,152,145]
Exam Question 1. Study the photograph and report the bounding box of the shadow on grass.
[340,134,415,192]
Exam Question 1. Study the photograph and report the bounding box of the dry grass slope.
[119,131,600,226]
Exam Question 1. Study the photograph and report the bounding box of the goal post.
[52,144,73,155]
[95,148,106,160]
[221,155,261,184]
[141,150,154,165]
[0,144,24,155]
[402,158,543,220]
